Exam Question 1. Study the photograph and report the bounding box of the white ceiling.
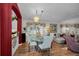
[18,3,79,23]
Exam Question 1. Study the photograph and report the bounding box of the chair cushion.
[30,42,37,46]
[55,37,65,44]
[39,35,53,49]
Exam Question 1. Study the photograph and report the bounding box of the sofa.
[63,36,79,53]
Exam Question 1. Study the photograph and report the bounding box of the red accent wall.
[17,18,22,43]
[0,4,1,55]
[0,3,22,56]
[0,3,12,56]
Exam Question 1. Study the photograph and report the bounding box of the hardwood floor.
[14,41,79,56]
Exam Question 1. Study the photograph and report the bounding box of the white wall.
[12,11,17,32]
[22,17,79,34]
[12,20,17,32]
[60,18,79,24]
[22,19,57,33]
[12,11,19,56]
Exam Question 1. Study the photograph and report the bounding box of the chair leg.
[27,43,30,52]
[39,49,51,56]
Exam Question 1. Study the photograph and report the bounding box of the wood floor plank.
[14,42,79,56]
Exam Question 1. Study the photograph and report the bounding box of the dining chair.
[26,33,37,52]
[38,35,53,55]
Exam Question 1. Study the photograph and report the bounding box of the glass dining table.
[30,35,44,50]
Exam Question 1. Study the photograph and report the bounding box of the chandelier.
[33,16,40,23]
[33,9,44,23]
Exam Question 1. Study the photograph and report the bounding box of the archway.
[0,3,22,56]
[12,3,22,44]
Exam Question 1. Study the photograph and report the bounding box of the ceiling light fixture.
[33,16,40,23]
[33,9,44,23]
